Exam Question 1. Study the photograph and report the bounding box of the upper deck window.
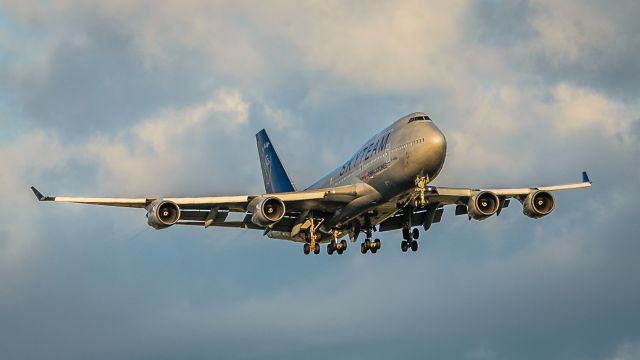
[408,115,431,123]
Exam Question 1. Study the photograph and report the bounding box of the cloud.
[1,9,214,138]
[1,1,640,359]
[476,0,640,99]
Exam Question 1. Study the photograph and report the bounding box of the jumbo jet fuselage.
[310,112,446,196]
[267,112,447,239]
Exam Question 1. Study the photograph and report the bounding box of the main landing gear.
[401,227,419,252]
[360,227,381,254]
[303,242,320,255]
[303,217,324,255]
[327,232,348,255]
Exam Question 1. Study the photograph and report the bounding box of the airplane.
[31,112,592,255]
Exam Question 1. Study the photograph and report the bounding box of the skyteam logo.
[262,142,273,189]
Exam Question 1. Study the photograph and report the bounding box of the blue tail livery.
[256,129,296,193]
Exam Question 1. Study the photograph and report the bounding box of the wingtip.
[30,186,45,201]
[582,171,592,184]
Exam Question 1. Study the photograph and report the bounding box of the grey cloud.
[4,19,213,138]
[465,0,640,100]
[466,0,537,47]
[529,38,640,101]
[537,1,640,100]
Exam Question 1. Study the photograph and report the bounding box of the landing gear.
[349,220,361,243]
[415,175,429,208]
[361,239,380,254]
[360,237,381,254]
[302,216,324,255]
[359,218,381,255]
[400,239,418,252]
[400,206,420,253]
[303,242,320,255]
[327,233,348,255]
[403,228,411,240]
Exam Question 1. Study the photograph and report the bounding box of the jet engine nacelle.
[248,196,286,227]
[522,190,555,219]
[468,191,500,221]
[147,199,181,229]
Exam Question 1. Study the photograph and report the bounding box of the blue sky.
[1,1,639,359]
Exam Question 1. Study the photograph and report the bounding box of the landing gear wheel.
[402,228,411,240]
[313,243,320,255]
[401,240,408,252]
[360,243,367,254]
[374,239,381,250]
[337,248,344,255]
[303,243,310,255]
[411,240,418,252]
[371,247,377,254]
[340,239,347,251]
[327,244,334,255]
[412,228,420,240]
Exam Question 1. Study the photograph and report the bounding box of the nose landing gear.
[415,175,429,208]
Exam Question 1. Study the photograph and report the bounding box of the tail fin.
[256,129,296,193]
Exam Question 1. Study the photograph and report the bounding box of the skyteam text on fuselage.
[32,112,592,255]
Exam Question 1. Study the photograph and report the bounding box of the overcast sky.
[1,1,639,359]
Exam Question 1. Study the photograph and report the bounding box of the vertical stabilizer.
[256,129,296,194]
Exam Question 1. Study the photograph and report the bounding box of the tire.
[371,248,377,254]
[303,243,310,255]
[360,243,367,254]
[337,249,343,255]
[402,228,411,240]
[327,245,334,255]
[411,240,418,252]
[341,239,348,251]
[412,228,420,240]
[401,240,408,252]
[374,239,381,249]
[314,243,320,254]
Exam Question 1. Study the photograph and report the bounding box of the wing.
[31,183,372,238]
[425,171,592,205]
[30,184,366,212]
[377,172,592,232]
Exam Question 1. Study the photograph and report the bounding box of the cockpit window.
[408,115,431,123]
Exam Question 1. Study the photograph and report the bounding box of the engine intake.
[522,190,555,219]
[248,196,286,227]
[468,191,500,221]
[147,199,181,229]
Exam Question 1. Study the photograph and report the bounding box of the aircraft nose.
[422,122,447,178]
[428,123,446,156]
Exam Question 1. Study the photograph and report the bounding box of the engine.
[522,190,555,219]
[248,196,286,227]
[468,191,500,220]
[147,199,181,229]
